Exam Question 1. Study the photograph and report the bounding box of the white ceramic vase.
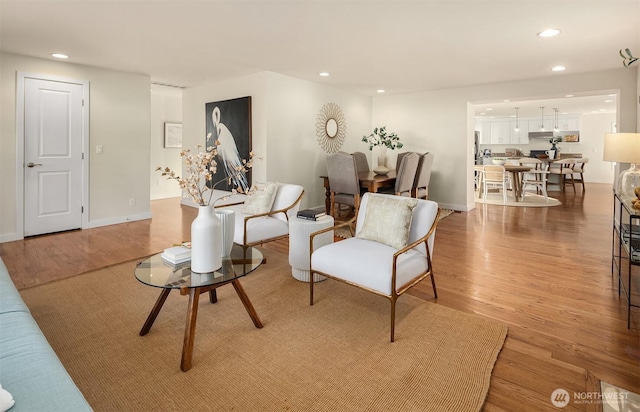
[215,209,235,257]
[190,205,222,273]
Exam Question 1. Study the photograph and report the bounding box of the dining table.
[476,164,531,202]
[320,170,397,214]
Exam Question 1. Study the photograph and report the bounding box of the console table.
[611,192,639,328]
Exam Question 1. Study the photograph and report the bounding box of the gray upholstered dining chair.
[412,152,434,199]
[381,152,419,197]
[395,151,411,172]
[352,151,370,173]
[326,152,361,220]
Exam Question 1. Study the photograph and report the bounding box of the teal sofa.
[0,258,92,411]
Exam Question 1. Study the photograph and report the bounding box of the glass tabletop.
[135,244,264,289]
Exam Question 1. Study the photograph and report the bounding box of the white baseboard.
[87,212,153,229]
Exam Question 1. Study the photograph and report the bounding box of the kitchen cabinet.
[476,120,492,144]
[528,118,554,133]
[490,121,510,144]
[558,115,580,131]
[510,120,529,144]
[477,114,579,145]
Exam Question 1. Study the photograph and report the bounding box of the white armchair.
[220,183,304,252]
[309,192,440,342]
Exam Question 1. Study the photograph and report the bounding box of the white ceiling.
[1,0,638,101]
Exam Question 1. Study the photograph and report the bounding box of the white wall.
[0,52,151,242]
[576,113,616,183]
[150,85,183,200]
[373,68,638,211]
[182,71,372,210]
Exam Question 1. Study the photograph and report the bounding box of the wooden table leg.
[323,178,331,215]
[180,287,201,372]
[232,280,263,328]
[512,172,522,202]
[209,289,217,303]
[139,288,171,336]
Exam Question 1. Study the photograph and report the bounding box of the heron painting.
[205,96,252,192]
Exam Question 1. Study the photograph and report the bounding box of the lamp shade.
[603,133,640,163]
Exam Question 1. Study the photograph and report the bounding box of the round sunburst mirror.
[316,102,346,153]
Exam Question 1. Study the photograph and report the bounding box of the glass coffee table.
[135,244,266,371]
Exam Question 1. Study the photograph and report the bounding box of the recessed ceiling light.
[377,89,385,93]
[480,112,486,115]
[565,94,574,98]
[608,94,617,97]
[562,112,569,115]
[486,108,493,111]
[538,29,561,38]
[552,66,566,72]
[503,99,510,103]
[604,99,613,103]
[319,72,330,77]
[51,53,69,59]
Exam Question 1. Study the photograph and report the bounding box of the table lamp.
[603,133,640,198]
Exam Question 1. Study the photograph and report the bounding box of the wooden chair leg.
[430,273,438,298]
[390,298,396,343]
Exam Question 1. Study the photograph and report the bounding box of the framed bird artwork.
[205,96,252,192]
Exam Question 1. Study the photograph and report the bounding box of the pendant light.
[514,107,520,132]
[539,107,545,131]
[553,108,559,133]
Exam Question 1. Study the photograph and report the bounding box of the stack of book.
[621,223,640,241]
[161,245,191,265]
[297,207,327,221]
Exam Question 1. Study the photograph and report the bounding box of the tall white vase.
[215,209,235,257]
[190,205,222,273]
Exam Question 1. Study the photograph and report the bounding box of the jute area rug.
[475,192,561,207]
[21,250,507,412]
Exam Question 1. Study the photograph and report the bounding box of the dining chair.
[482,165,508,204]
[549,158,577,192]
[326,152,361,220]
[572,158,589,191]
[352,151,370,173]
[520,159,549,200]
[412,152,434,199]
[381,152,419,197]
[395,151,412,172]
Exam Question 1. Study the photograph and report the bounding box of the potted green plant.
[362,126,403,175]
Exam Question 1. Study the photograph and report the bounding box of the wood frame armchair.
[221,183,304,253]
[309,193,440,342]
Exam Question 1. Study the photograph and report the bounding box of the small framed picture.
[559,131,580,143]
[164,122,182,148]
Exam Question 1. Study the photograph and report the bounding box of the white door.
[24,78,84,236]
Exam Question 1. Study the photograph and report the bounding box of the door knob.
[27,162,43,168]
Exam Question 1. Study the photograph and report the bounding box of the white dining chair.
[520,159,549,200]
[482,165,508,204]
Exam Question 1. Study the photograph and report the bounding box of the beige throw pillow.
[241,182,278,215]
[356,195,418,249]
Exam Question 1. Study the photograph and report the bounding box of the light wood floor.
[2,183,638,411]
